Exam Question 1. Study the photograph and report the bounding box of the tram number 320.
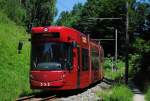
[40,82,50,86]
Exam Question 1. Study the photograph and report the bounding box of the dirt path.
[130,82,145,101]
[133,93,145,101]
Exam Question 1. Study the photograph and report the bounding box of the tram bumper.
[30,71,66,88]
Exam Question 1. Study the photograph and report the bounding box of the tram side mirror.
[72,41,77,48]
[18,41,23,54]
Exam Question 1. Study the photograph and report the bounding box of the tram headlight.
[61,74,66,79]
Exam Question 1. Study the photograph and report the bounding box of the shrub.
[110,85,133,101]
[104,57,124,80]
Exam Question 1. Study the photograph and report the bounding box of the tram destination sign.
[32,32,60,41]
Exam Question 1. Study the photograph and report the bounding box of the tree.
[129,1,150,89]
[56,0,149,57]
[56,3,83,27]
[23,0,57,28]
[0,0,26,25]
[0,0,57,28]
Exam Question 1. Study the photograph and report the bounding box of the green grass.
[0,12,31,101]
[104,58,124,80]
[145,86,150,101]
[96,84,133,101]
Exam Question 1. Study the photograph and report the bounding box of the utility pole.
[125,1,129,85]
[115,29,118,63]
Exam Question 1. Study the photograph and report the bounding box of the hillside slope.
[0,12,31,101]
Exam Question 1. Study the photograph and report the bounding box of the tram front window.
[31,42,73,70]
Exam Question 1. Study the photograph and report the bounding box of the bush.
[96,85,133,101]
[104,57,124,80]
[110,85,133,101]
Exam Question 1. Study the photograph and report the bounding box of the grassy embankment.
[0,12,31,101]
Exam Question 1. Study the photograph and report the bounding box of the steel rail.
[38,95,56,101]
[16,95,35,101]
[16,95,56,101]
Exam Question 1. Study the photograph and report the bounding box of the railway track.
[16,95,56,101]
[16,79,112,101]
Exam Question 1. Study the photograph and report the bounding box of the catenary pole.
[115,29,118,63]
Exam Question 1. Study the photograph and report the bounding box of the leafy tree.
[23,0,57,28]
[0,0,57,29]
[129,1,150,90]
[56,11,72,26]
[56,3,83,27]
[0,0,26,25]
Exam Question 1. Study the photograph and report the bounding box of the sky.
[55,0,87,20]
[137,0,150,2]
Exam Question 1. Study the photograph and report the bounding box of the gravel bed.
[57,81,111,101]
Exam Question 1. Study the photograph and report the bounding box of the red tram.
[30,26,104,90]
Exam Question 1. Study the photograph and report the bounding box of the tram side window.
[82,48,89,71]
[91,48,100,70]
